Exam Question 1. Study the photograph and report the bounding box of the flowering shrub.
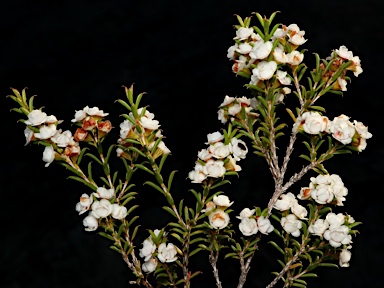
[8,11,371,287]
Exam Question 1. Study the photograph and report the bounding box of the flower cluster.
[23,108,82,166]
[299,174,348,206]
[139,229,178,273]
[236,208,274,236]
[202,195,233,229]
[116,108,170,160]
[325,45,363,91]
[76,187,127,231]
[188,131,248,183]
[293,112,372,151]
[227,24,306,87]
[8,11,372,287]
[217,95,261,124]
[71,106,112,142]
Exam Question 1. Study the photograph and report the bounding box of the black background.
[1,0,383,287]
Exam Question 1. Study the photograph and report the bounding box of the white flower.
[201,201,216,213]
[353,120,372,139]
[224,155,242,172]
[252,61,277,80]
[236,43,253,54]
[51,130,73,147]
[349,56,363,77]
[91,199,113,218]
[75,193,93,215]
[288,32,307,46]
[208,142,232,159]
[273,46,288,64]
[84,106,109,117]
[249,40,273,60]
[308,219,329,236]
[291,203,308,220]
[24,127,34,145]
[281,214,302,237]
[204,160,226,178]
[111,204,127,220]
[83,214,98,231]
[188,168,207,183]
[330,114,355,145]
[326,213,345,229]
[42,145,55,167]
[227,44,238,60]
[236,208,255,219]
[335,45,353,60]
[140,116,160,130]
[213,195,233,208]
[45,115,59,124]
[206,132,224,144]
[239,218,258,236]
[209,209,230,229]
[120,119,135,139]
[197,149,212,161]
[329,175,348,206]
[310,185,334,204]
[286,51,304,66]
[324,225,352,247]
[218,109,228,124]
[142,257,158,273]
[272,28,287,39]
[336,77,347,91]
[139,239,156,261]
[339,248,352,267]
[34,124,57,139]
[72,109,87,122]
[276,70,291,85]
[287,24,307,46]
[157,243,178,263]
[228,104,241,116]
[219,95,236,107]
[234,27,254,40]
[301,112,330,134]
[149,141,171,159]
[273,192,297,211]
[25,109,47,126]
[257,216,274,235]
[297,187,312,200]
[95,187,115,199]
[230,138,248,161]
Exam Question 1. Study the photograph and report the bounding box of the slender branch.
[266,245,305,288]
[209,250,222,288]
[237,253,253,288]
[267,161,317,215]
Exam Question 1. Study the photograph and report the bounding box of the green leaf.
[300,273,318,278]
[167,170,177,192]
[67,175,97,191]
[104,144,115,164]
[134,163,154,175]
[99,231,115,241]
[210,180,231,190]
[144,181,165,194]
[127,146,146,158]
[116,99,132,111]
[76,147,89,165]
[109,245,122,254]
[127,215,139,227]
[318,263,339,269]
[269,241,284,255]
[85,153,103,165]
[292,283,306,288]
[163,206,177,218]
